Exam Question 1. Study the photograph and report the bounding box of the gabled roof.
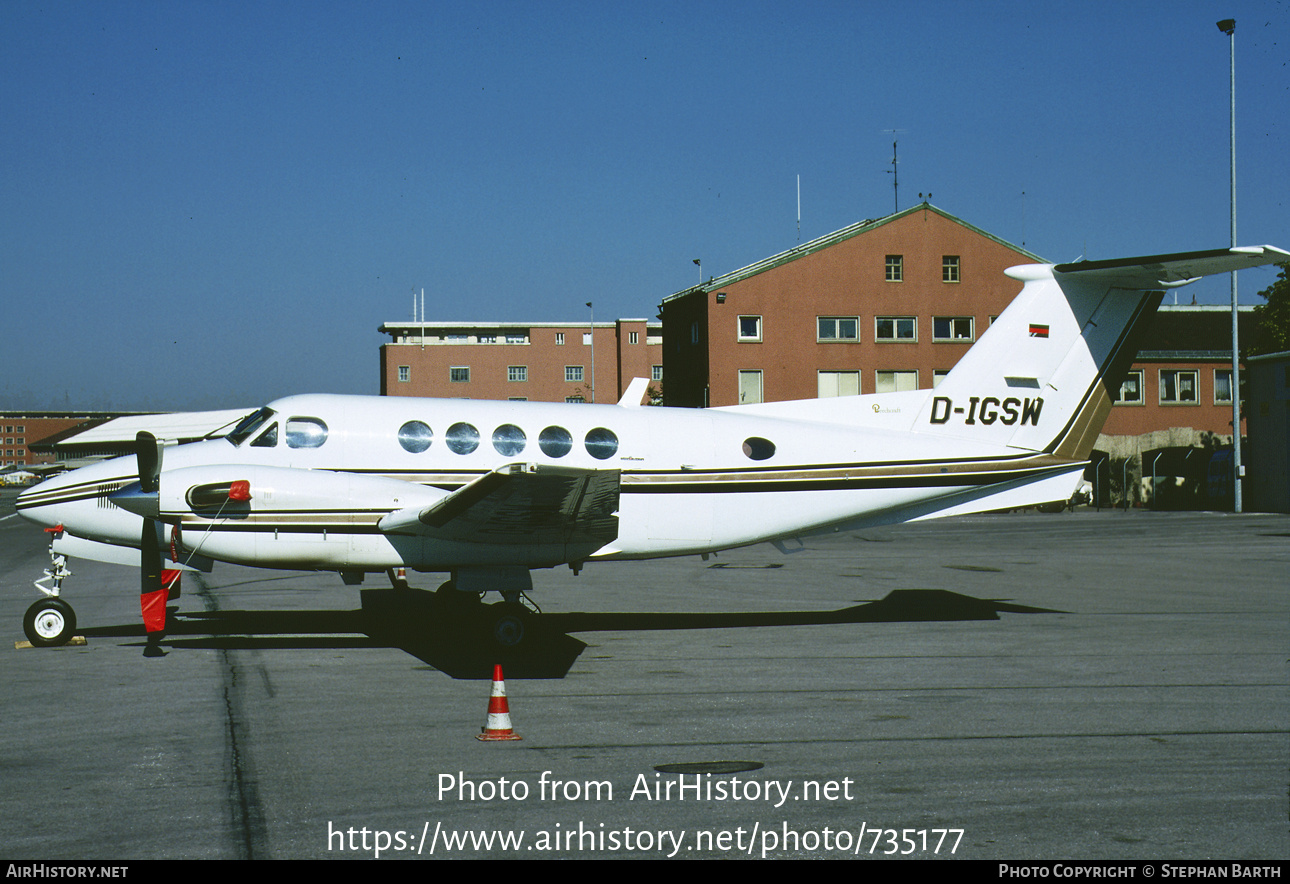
[662,203,1047,305]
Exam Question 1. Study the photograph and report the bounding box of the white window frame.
[555,332,565,345]
[1159,369,1199,404]
[737,315,762,342]
[817,316,859,342]
[875,316,917,342]
[885,255,903,282]
[397,365,410,383]
[933,316,975,342]
[651,365,663,381]
[1214,368,1234,404]
[450,366,470,383]
[943,256,960,283]
[1115,370,1144,405]
[508,366,527,382]
[817,370,860,398]
[738,369,764,404]
[875,370,919,393]
[565,365,584,383]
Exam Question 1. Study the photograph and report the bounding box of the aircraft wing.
[377,463,620,548]
[1053,245,1290,289]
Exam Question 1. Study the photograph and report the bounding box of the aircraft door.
[642,411,714,547]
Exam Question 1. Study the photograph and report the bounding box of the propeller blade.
[136,431,162,494]
[140,519,164,596]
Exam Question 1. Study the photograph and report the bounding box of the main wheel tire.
[491,603,528,647]
[23,598,77,647]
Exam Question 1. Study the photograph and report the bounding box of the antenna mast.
[888,140,898,213]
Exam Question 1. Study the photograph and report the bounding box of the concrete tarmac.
[1,497,1286,860]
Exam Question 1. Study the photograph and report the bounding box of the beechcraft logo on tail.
[930,396,1043,426]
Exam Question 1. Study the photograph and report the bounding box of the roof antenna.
[881,130,904,214]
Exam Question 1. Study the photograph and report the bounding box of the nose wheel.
[23,598,78,647]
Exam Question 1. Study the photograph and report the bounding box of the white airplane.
[16,245,1287,648]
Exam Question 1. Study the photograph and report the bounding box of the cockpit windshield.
[226,407,276,447]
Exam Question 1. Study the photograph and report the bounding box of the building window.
[1159,370,1198,404]
[629,331,639,344]
[885,255,903,282]
[477,334,497,344]
[583,332,592,345]
[933,316,975,342]
[1115,370,1144,405]
[818,371,860,398]
[555,332,565,345]
[690,322,699,345]
[508,366,527,382]
[943,256,960,283]
[933,369,950,388]
[565,395,585,403]
[450,366,470,383]
[397,366,410,383]
[565,366,584,382]
[876,370,918,393]
[738,315,762,342]
[817,317,859,342]
[505,333,527,344]
[875,316,916,341]
[1214,369,1233,404]
[652,365,663,381]
[738,370,763,404]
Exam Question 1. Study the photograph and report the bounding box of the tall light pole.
[586,301,595,404]
[1217,17,1242,512]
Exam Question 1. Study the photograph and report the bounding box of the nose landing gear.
[25,543,78,647]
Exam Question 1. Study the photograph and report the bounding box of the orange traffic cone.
[476,664,522,741]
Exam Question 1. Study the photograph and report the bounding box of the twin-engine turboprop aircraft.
[16,245,1288,647]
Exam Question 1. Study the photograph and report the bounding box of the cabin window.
[539,426,573,458]
[398,420,433,453]
[285,417,328,449]
[250,423,278,448]
[492,424,526,456]
[584,427,619,460]
[742,437,776,461]
[446,422,480,454]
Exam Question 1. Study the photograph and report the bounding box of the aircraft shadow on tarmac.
[73,587,1063,680]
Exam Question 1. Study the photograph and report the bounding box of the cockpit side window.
[285,417,328,449]
[227,407,275,447]
[250,423,278,448]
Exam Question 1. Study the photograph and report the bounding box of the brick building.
[0,413,122,468]
[660,204,1044,407]
[379,320,663,404]
[660,203,1247,434]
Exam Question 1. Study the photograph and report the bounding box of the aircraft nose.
[16,478,65,528]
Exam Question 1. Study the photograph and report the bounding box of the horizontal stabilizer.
[1054,245,1290,289]
[378,463,620,548]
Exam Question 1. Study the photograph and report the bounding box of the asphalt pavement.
[1,500,1286,860]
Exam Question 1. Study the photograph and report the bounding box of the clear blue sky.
[2,1,1285,411]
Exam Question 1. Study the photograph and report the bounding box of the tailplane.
[916,246,1289,458]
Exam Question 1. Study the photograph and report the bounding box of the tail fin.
[917,245,1289,458]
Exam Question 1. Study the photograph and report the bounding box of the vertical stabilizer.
[914,246,1289,458]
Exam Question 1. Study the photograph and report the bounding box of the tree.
[1249,262,1290,356]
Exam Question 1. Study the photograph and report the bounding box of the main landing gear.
[25,545,78,647]
[414,569,538,649]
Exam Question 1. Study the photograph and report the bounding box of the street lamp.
[586,301,595,404]
[1217,17,1242,512]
